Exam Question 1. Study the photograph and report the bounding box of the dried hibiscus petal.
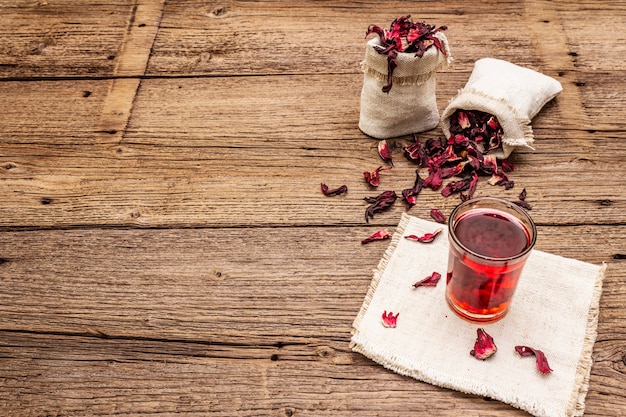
[320,183,348,196]
[405,227,443,243]
[381,310,399,328]
[470,328,497,360]
[377,140,393,166]
[366,16,448,92]
[501,159,515,173]
[412,271,441,288]
[457,111,471,129]
[401,170,423,209]
[430,209,446,223]
[404,134,428,166]
[515,345,553,374]
[480,154,498,175]
[487,170,514,190]
[440,162,464,179]
[514,200,532,210]
[514,188,532,209]
[519,188,527,201]
[441,172,476,197]
[423,165,443,190]
[364,166,391,187]
[361,229,391,244]
[364,190,397,223]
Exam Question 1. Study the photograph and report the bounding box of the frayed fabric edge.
[350,213,411,333]
[441,88,534,159]
[569,262,607,417]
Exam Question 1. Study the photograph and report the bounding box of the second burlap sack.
[441,58,563,159]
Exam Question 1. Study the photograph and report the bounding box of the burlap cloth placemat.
[351,213,606,417]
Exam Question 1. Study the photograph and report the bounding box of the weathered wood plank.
[0,226,621,340]
[99,0,166,141]
[0,331,621,416]
[1,75,624,228]
[0,225,623,415]
[2,1,624,79]
[147,0,626,76]
[0,0,131,78]
[0,332,534,416]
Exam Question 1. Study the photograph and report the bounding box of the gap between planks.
[98,0,166,142]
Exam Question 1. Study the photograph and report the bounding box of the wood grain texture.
[0,226,623,415]
[0,75,624,228]
[0,0,625,416]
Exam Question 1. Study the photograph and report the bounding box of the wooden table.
[1,1,624,415]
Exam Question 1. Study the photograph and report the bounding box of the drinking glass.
[446,197,537,323]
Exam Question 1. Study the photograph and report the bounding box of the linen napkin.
[351,213,606,417]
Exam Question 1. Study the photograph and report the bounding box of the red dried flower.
[430,209,447,223]
[515,346,553,374]
[366,15,447,92]
[513,188,532,209]
[364,190,397,223]
[377,140,393,166]
[364,166,391,187]
[441,172,478,198]
[470,328,497,360]
[401,170,423,209]
[412,271,442,288]
[361,229,392,244]
[480,154,498,175]
[405,227,443,243]
[404,134,428,166]
[519,188,527,201]
[501,159,515,173]
[381,311,399,328]
[423,165,443,190]
[487,170,514,190]
[457,111,471,129]
[320,183,348,196]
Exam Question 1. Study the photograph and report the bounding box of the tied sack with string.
[441,58,563,159]
[358,32,452,139]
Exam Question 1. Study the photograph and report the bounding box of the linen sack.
[358,32,452,139]
[441,58,563,159]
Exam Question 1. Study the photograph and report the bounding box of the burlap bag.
[358,32,452,139]
[441,58,563,159]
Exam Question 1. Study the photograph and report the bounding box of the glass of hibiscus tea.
[446,196,537,323]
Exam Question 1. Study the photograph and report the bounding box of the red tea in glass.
[446,197,536,323]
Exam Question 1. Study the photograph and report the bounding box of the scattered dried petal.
[501,159,515,173]
[470,328,498,360]
[377,140,393,166]
[514,200,532,210]
[441,174,475,197]
[361,229,392,244]
[401,170,423,209]
[458,111,471,129]
[412,271,442,288]
[480,154,498,175]
[364,190,397,223]
[405,227,443,243]
[320,183,348,196]
[382,311,399,328]
[404,134,428,166]
[364,166,391,187]
[430,208,446,223]
[487,171,514,190]
[519,188,527,201]
[515,345,553,374]
[423,165,443,190]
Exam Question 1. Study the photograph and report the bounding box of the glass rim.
[448,196,537,262]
